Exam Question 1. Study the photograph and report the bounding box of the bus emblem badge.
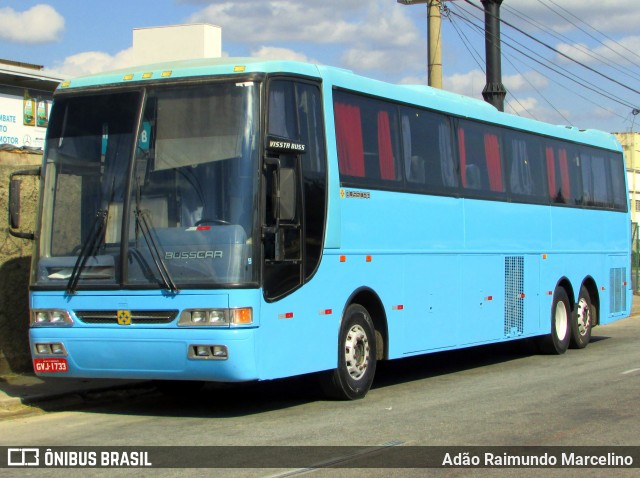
[117,310,132,326]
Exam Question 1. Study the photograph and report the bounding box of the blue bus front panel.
[29,291,261,382]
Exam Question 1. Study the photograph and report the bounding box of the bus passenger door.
[262,78,327,302]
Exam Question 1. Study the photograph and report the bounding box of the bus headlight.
[31,310,73,326]
[178,308,252,326]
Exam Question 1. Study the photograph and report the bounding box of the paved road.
[1,316,638,477]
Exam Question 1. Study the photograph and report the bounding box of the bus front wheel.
[320,304,377,400]
[570,286,594,349]
[537,287,571,355]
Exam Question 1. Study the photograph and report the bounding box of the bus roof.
[58,57,621,152]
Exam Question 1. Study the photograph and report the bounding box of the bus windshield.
[36,81,260,290]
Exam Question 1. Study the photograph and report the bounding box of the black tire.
[320,304,377,400]
[537,287,571,355]
[570,286,594,349]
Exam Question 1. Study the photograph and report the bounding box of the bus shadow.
[31,335,615,419]
[372,338,540,389]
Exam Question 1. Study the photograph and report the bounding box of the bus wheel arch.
[345,288,388,361]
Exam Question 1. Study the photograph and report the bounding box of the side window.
[400,107,458,192]
[610,152,628,211]
[547,144,580,205]
[457,120,504,195]
[566,149,584,206]
[581,150,612,208]
[503,131,547,201]
[334,91,401,186]
[268,81,297,138]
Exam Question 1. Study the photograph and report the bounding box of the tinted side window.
[457,120,505,196]
[504,131,547,202]
[400,107,458,193]
[580,150,612,208]
[545,141,582,206]
[334,91,401,186]
[610,151,628,211]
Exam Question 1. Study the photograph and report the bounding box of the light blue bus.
[10,58,631,399]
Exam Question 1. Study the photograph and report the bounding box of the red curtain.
[377,111,395,180]
[558,149,570,200]
[484,133,502,191]
[458,128,467,187]
[334,102,364,177]
[546,147,556,199]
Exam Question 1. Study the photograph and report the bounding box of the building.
[0,59,62,150]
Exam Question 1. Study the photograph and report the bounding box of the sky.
[1,0,640,133]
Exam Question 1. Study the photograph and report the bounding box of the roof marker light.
[234,65,246,72]
[123,74,134,81]
[142,72,153,79]
[161,70,172,77]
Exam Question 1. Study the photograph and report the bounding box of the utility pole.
[397,0,443,89]
[427,0,443,89]
[481,0,507,111]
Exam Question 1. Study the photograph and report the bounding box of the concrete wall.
[0,150,41,374]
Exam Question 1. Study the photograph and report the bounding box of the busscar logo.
[164,250,223,260]
[8,448,39,466]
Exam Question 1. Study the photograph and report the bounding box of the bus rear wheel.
[570,286,594,349]
[537,287,571,355]
[320,304,377,400]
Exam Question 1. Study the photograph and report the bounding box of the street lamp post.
[397,0,443,89]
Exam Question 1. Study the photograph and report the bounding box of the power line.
[445,7,485,72]
[502,3,640,85]
[461,0,640,98]
[541,0,640,66]
[450,3,637,111]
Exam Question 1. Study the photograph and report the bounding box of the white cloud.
[556,35,640,66]
[501,0,640,36]
[444,69,486,97]
[195,0,416,46]
[0,4,65,44]
[48,48,136,78]
[188,0,421,75]
[503,71,549,92]
[505,96,539,118]
[250,46,315,63]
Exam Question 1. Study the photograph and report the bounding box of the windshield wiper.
[134,208,179,293]
[66,209,108,294]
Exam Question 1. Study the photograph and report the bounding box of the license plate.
[34,358,68,373]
